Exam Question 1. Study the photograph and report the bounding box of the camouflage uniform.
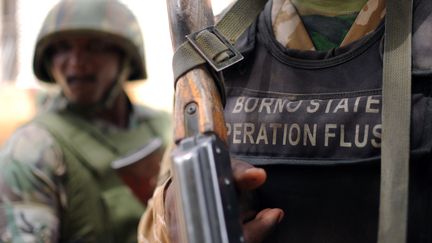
[0,97,171,243]
[137,0,386,242]
[0,0,171,242]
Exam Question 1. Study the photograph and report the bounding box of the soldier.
[0,0,170,242]
[139,0,432,242]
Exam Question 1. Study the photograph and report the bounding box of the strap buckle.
[186,26,244,72]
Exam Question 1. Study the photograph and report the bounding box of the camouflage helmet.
[33,0,146,83]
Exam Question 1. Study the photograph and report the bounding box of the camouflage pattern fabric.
[300,14,359,51]
[272,0,386,50]
[0,124,65,243]
[0,94,171,243]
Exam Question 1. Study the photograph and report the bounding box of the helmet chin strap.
[101,59,131,110]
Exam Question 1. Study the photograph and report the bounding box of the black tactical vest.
[223,0,432,242]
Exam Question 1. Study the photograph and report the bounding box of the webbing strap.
[35,112,119,178]
[172,0,268,83]
[35,111,157,177]
[378,0,413,242]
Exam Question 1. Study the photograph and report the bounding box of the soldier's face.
[49,36,123,105]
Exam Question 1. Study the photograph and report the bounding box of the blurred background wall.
[0,0,233,146]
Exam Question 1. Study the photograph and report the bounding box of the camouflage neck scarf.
[291,0,368,16]
[272,0,386,51]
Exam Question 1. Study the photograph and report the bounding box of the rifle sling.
[172,0,268,84]
[378,0,413,243]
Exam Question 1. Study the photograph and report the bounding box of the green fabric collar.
[291,0,368,16]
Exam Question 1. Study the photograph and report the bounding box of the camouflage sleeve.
[0,124,67,243]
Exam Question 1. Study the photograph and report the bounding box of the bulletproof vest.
[35,110,162,243]
[222,0,432,242]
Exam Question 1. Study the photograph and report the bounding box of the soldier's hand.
[231,159,284,243]
[164,158,284,243]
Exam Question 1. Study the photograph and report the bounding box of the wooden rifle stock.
[166,0,244,243]
[167,0,227,143]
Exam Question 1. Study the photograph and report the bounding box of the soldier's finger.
[231,159,266,190]
[243,208,284,243]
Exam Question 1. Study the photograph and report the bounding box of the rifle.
[166,0,244,242]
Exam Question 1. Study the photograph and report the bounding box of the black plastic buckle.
[186,26,244,72]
